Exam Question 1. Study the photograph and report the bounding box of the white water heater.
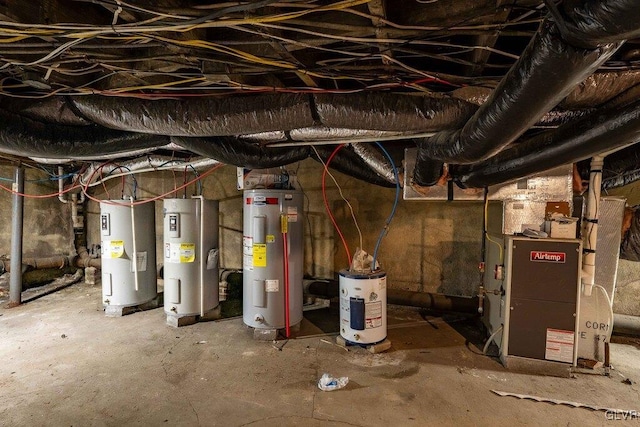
[339,270,387,345]
[100,201,157,310]
[163,197,219,321]
[243,189,304,330]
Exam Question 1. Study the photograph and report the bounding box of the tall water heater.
[243,189,304,330]
[163,197,219,325]
[100,201,157,314]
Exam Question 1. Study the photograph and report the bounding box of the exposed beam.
[465,1,511,76]
[367,0,393,66]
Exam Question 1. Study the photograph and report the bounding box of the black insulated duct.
[412,17,619,186]
[313,93,475,132]
[577,144,640,190]
[0,109,168,159]
[171,136,310,169]
[70,93,316,137]
[413,0,640,187]
[68,93,477,137]
[555,0,640,48]
[453,99,640,188]
[311,145,397,188]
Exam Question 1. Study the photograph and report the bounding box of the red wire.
[0,181,80,199]
[82,162,224,206]
[321,144,352,266]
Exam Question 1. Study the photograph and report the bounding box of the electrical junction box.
[484,235,582,375]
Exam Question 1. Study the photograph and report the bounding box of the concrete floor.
[1,283,639,426]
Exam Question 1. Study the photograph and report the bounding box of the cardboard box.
[545,201,571,220]
[544,219,578,239]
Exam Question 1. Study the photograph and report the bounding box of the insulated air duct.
[0,109,168,159]
[412,18,619,185]
[171,136,310,169]
[453,99,640,188]
[69,92,476,136]
[413,0,640,186]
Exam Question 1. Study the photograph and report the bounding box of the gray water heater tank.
[100,201,157,309]
[243,189,304,329]
[163,197,219,319]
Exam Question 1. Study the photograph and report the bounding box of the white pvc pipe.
[58,166,69,204]
[581,156,604,297]
[130,197,139,292]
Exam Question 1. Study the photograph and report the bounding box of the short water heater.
[339,270,387,345]
[163,197,219,321]
[100,201,157,310]
[243,189,303,330]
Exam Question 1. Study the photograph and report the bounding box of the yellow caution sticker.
[266,234,275,243]
[253,243,267,267]
[179,243,196,263]
[109,240,125,258]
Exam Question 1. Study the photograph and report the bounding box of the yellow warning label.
[266,235,275,243]
[179,243,196,263]
[253,244,267,267]
[280,215,288,233]
[110,240,124,258]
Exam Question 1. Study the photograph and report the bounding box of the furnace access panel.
[503,237,582,365]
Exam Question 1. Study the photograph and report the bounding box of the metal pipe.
[306,280,479,314]
[613,313,640,336]
[8,166,24,307]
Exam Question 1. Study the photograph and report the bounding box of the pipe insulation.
[412,18,619,175]
[454,99,640,188]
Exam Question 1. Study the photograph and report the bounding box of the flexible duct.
[313,93,475,132]
[412,18,619,182]
[70,93,316,137]
[171,136,310,169]
[1,97,91,126]
[576,144,640,190]
[453,99,640,188]
[311,145,397,188]
[556,0,640,48]
[351,143,398,185]
[69,92,475,136]
[0,109,169,159]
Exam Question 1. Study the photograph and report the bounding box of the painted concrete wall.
[84,159,483,297]
[0,166,74,258]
